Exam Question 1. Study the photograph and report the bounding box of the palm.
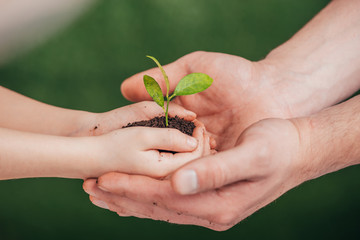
[122,52,291,150]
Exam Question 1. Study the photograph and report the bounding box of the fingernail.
[187,137,198,148]
[84,188,96,197]
[92,199,109,210]
[98,185,109,193]
[176,169,198,195]
[185,109,196,116]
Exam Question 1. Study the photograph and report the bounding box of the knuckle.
[134,128,153,144]
[210,162,229,188]
[166,129,176,146]
[253,141,272,169]
[167,129,184,146]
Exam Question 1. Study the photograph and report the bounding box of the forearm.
[262,0,360,117]
[0,86,96,136]
[295,95,360,182]
[0,127,98,180]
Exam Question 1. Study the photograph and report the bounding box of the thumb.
[121,57,189,102]
[171,144,260,195]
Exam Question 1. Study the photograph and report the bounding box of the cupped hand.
[73,101,196,137]
[83,118,309,231]
[121,51,294,150]
[87,118,213,179]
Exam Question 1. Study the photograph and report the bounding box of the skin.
[0,86,213,179]
[83,0,360,231]
[84,95,360,230]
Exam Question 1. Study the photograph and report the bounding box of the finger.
[202,127,211,156]
[153,121,206,176]
[121,58,189,102]
[171,142,263,195]
[171,120,205,158]
[167,102,196,121]
[139,127,198,152]
[89,195,110,210]
[90,174,228,230]
[210,149,218,155]
[210,136,217,149]
[119,101,196,125]
[86,175,274,231]
[96,173,224,216]
[95,172,249,229]
[90,187,228,231]
[98,195,228,231]
[85,178,165,219]
[84,179,146,218]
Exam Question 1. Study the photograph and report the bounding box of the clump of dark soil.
[123,115,195,136]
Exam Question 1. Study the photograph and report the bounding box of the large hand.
[83,118,307,231]
[121,51,295,150]
[82,52,304,230]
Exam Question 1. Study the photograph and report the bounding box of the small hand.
[72,101,196,137]
[87,118,213,179]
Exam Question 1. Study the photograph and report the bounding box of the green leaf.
[143,75,164,108]
[146,55,170,98]
[173,73,213,96]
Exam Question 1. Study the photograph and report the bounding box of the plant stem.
[165,94,176,127]
[146,56,171,126]
[161,106,168,126]
[165,100,169,126]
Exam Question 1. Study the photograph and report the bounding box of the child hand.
[74,101,197,137]
[85,119,215,179]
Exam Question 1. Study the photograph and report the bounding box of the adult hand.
[83,0,360,230]
[82,51,311,230]
[83,118,307,231]
[84,94,360,230]
[120,51,296,150]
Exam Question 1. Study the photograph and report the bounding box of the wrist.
[51,136,104,179]
[289,96,360,185]
[68,111,98,137]
[74,135,112,179]
[287,117,314,186]
[258,0,360,117]
[73,109,126,137]
[257,56,329,118]
[0,128,101,180]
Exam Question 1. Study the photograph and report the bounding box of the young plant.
[143,55,213,127]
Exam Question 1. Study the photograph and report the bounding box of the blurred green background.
[1,0,359,239]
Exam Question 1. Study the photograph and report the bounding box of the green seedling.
[144,55,213,127]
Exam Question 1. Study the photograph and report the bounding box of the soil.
[122,115,195,136]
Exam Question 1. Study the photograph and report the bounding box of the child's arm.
[0,86,95,136]
[0,127,93,180]
[0,98,211,180]
[0,121,208,180]
[0,86,196,137]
